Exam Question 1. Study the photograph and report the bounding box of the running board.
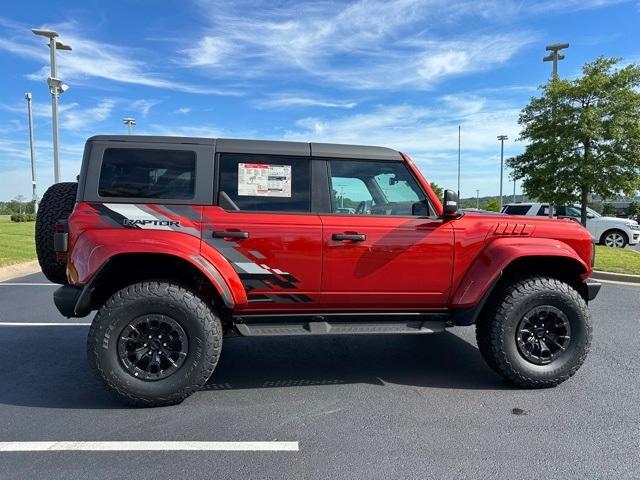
[234,318,448,337]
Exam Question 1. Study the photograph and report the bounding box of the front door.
[202,152,322,312]
[320,158,454,310]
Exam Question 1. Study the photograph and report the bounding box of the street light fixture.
[25,93,38,213]
[32,28,72,184]
[123,117,137,135]
[497,135,508,210]
[543,42,569,79]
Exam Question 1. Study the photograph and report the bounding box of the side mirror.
[442,189,459,217]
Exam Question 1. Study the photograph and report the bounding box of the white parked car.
[501,203,640,248]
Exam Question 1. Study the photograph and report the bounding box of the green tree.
[429,182,444,199]
[485,198,500,212]
[508,57,640,226]
[628,201,638,216]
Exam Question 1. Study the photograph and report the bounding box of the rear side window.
[218,154,311,212]
[503,205,531,215]
[98,148,196,199]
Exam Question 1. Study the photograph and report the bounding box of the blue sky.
[1,0,639,201]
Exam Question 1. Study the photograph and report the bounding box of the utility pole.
[123,117,136,135]
[476,189,479,210]
[457,125,461,199]
[32,29,72,184]
[543,43,569,79]
[25,93,37,213]
[497,135,508,210]
[543,43,568,217]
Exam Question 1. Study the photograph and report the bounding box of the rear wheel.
[35,182,77,284]
[476,277,591,388]
[87,281,222,407]
[600,229,628,248]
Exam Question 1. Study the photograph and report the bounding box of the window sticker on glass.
[237,163,292,197]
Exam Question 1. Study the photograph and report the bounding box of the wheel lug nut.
[148,335,152,339]
[163,343,167,347]
[158,335,162,339]
[143,343,147,347]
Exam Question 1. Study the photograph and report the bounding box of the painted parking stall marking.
[0,441,299,452]
[0,323,91,327]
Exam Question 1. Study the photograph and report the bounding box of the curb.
[0,261,41,282]
[591,270,640,284]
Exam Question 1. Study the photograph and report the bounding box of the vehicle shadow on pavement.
[0,327,121,409]
[0,328,510,410]
[204,331,510,392]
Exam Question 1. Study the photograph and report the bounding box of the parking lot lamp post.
[476,189,479,210]
[123,117,136,135]
[543,43,569,79]
[497,135,508,210]
[25,93,38,213]
[32,29,72,184]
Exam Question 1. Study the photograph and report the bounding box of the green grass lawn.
[0,219,36,267]
[594,245,640,275]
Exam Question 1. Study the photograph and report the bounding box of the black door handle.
[212,231,249,239]
[332,233,366,242]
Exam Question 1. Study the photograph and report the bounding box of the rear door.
[201,150,323,311]
[319,158,454,309]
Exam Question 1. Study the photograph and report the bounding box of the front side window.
[98,148,196,199]
[218,154,311,212]
[328,160,430,216]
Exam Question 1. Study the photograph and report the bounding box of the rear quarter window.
[98,148,196,199]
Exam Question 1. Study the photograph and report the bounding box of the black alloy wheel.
[515,305,571,365]
[118,314,189,381]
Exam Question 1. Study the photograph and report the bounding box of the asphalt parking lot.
[0,273,638,479]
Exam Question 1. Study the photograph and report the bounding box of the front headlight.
[626,222,640,231]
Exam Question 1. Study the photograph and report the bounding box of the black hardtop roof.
[87,135,403,161]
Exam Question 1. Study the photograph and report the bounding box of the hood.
[592,216,638,225]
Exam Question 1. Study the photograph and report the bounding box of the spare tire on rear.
[35,182,78,284]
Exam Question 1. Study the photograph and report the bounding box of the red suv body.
[36,136,600,406]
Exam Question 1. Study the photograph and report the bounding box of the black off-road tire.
[35,182,77,284]
[476,277,592,388]
[87,282,222,407]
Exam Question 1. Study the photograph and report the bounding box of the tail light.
[53,220,68,261]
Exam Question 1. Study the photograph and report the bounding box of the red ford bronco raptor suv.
[36,136,600,407]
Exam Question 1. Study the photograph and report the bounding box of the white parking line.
[0,441,299,452]
[0,323,91,327]
[0,283,54,286]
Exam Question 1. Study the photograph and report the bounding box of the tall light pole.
[543,43,569,79]
[123,117,136,135]
[457,125,461,199]
[25,93,38,213]
[476,189,479,210]
[512,176,516,203]
[497,135,508,210]
[32,28,72,184]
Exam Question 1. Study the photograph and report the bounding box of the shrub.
[10,213,36,222]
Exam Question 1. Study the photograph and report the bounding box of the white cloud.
[181,0,535,89]
[131,99,160,118]
[60,99,115,130]
[281,94,523,194]
[254,95,357,109]
[0,18,241,96]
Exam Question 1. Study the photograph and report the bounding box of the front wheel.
[600,229,628,248]
[87,282,222,407]
[476,277,592,388]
